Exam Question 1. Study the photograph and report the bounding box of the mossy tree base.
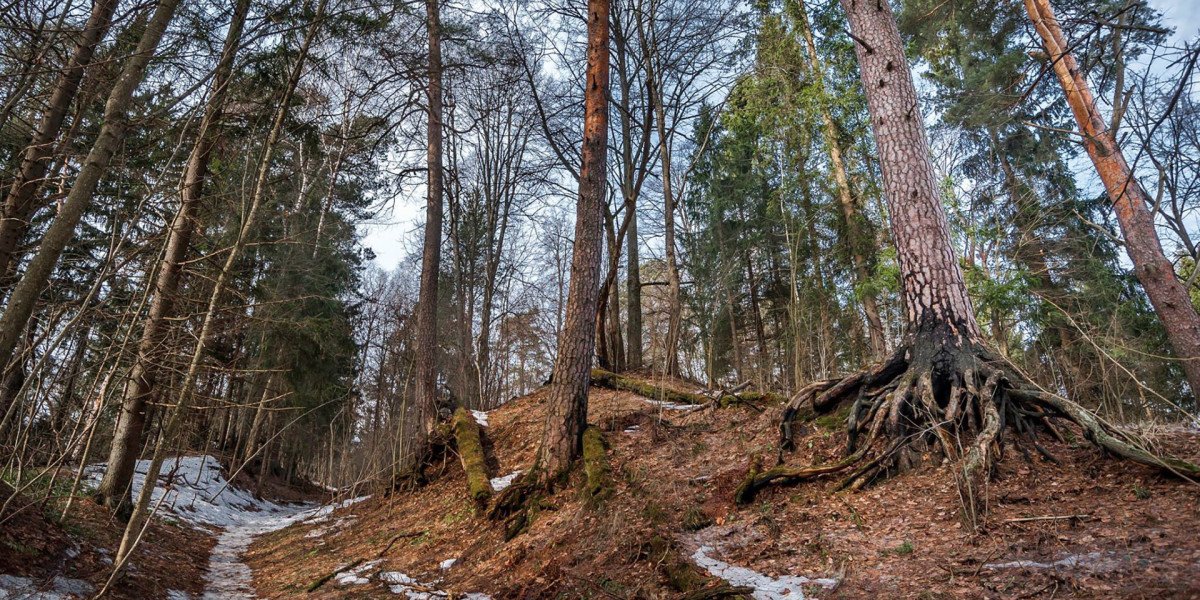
[740,330,1200,521]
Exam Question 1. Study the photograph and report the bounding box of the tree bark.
[1024,0,1200,395]
[94,0,249,515]
[0,0,183,374]
[412,0,445,447]
[0,0,119,280]
[842,0,981,343]
[538,0,609,481]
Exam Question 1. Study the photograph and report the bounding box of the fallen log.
[582,426,612,506]
[589,369,786,408]
[451,407,492,507]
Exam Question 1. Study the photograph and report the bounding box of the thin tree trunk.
[795,0,886,358]
[538,0,610,481]
[641,22,682,378]
[0,0,182,373]
[1024,0,1200,395]
[0,0,119,279]
[94,0,249,515]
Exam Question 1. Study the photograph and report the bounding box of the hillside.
[243,372,1200,598]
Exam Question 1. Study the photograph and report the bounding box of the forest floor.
[247,371,1200,599]
[2,371,1198,599]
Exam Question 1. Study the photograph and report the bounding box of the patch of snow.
[641,398,703,411]
[489,471,522,492]
[0,574,94,599]
[471,410,489,427]
[439,558,457,570]
[984,551,1121,572]
[335,560,380,586]
[691,546,838,600]
[378,571,491,599]
[623,425,641,433]
[166,590,192,600]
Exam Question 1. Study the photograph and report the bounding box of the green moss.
[582,426,613,507]
[591,368,706,405]
[813,402,853,430]
[451,408,492,507]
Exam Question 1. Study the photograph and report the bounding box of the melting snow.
[691,546,838,600]
[984,551,1121,572]
[84,455,368,600]
[380,571,490,599]
[490,471,522,492]
[641,398,703,411]
[335,560,381,586]
[0,574,93,599]
[439,558,457,570]
[471,410,489,427]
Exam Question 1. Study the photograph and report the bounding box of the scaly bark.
[537,0,610,481]
[412,0,445,447]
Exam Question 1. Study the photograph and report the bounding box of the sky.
[356,0,1200,274]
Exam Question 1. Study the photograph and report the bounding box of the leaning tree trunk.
[0,0,183,373]
[411,0,445,456]
[536,0,610,482]
[742,0,1198,509]
[110,0,326,566]
[0,0,119,280]
[94,0,249,517]
[1024,0,1200,396]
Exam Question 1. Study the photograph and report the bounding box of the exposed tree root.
[741,334,1200,510]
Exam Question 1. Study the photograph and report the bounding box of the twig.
[1003,514,1090,524]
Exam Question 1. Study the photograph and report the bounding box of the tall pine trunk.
[1024,0,1200,395]
[538,0,610,481]
[841,0,980,344]
[412,0,445,449]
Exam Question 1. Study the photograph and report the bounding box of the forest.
[0,0,1198,597]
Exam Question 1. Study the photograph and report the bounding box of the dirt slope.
[248,373,1200,599]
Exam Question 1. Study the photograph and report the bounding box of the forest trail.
[80,456,352,600]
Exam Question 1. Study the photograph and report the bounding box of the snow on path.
[84,456,367,600]
[681,525,839,600]
[691,546,838,600]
